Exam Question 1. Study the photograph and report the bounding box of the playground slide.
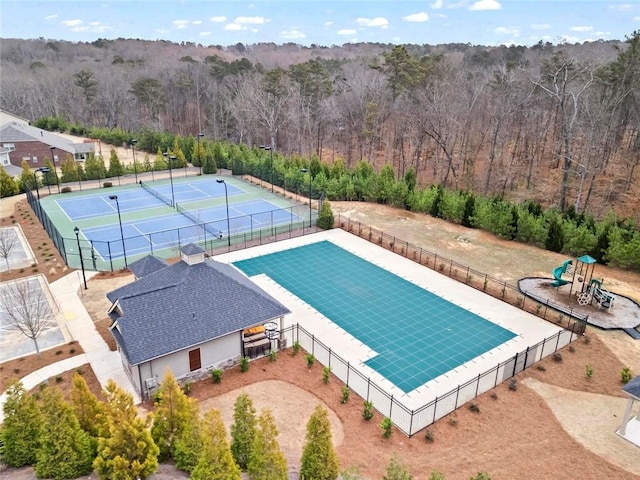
[551,259,572,288]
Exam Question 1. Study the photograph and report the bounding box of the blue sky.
[1,0,638,47]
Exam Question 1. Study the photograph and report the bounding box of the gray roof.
[0,123,94,154]
[181,243,205,255]
[1,163,21,177]
[128,255,169,279]
[623,375,640,400]
[107,257,290,366]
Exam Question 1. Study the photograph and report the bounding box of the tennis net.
[140,181,174,207]
[176,203,223,238]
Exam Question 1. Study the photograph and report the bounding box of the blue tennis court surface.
[234,241,516,393]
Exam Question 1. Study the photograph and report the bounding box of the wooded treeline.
[1,34,639,217]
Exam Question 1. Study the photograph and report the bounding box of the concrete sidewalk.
[0,271,140,422]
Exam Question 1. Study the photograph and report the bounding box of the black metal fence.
[293,322,579,437]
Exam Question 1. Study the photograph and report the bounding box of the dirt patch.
[27,362,103,401]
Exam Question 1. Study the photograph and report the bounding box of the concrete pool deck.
[215,229,566,412]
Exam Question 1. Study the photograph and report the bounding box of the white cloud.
[200,31,211,36]
[634,16,640,21]
[530,23,550,30]
[594,31,611,37]
[324,21,333,27]
[608,3,635,11]
[402,12,429,22]
[234,16,267,25]
[44,14,58,21]
[431,0,443,8]
[209,16,227,22]
[337,28,357,35]
[494,26,519,36]
[280,29,306,40]
[192,20,202,25]
[356,17,389,28]
[559,35,580,44]
[570,25,592,32]
[225,23,244,31]
[61,19,83,27]
[173,19,190,29]
[70,21,112,33]
[469,0,502,11]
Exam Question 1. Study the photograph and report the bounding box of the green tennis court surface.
[234,241,516,393]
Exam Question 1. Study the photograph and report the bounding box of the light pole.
[163,153,177,207]
[130,139,138,183]
[301,168,312,227]
[259,145,274,193]
[109,195,128,267]
[197,132,204,175]
[73,226,88,290]
[33,167,50,200]
[216,179,231,247]
[49,146,60,193]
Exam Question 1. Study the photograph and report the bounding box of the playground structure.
[551,255,616,312]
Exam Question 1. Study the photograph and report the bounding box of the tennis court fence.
[288,322,580,437]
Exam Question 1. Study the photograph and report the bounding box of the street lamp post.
[49,146,60,193]
[33,167,50,200]
[301,168,312,227]
[259,145,274,193]
[197,132,204,175]
[163,153,177,207]
[130,139,138,183]
[109,195,128,268]
[73,226,88,290]
[216,179,231,247]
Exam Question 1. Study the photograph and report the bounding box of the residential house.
[106,244,290,399]
[0,122,94,170]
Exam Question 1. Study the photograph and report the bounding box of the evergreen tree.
[154,148,168,171]
[0,166,19,197]
[191,409,241,480]
[151,369,197,461]
[202,152,217,174]
[70,371,104,438]
[76,161,85,181]
[300,405,339,480]
[0,381,42,467]
[383,455,414,480]
[192,139,206,168]
[42,158,59,187]
[93,380,159,480]
[35,387,94,480]
[247,409,288,480]
[171,137,188,167]
[230,392,257,470]
[83,153,107,181]
[545,215,564,252]
[173,400,203,473]
[60,157,79,183]
[108,147,124,177]
[19,159,36,191]
[317,200,335,229]
[142,153,152,172]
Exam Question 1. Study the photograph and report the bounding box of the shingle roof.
[181,243,205,255]
[623,375,640,400]
[0,123,94,154]
[107,257,290,365]
[128,255,169,279]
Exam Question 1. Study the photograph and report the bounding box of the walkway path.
[0,271,140,422]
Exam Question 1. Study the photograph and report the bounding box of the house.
[106,244,291,399]
[1,147,21,177]
[617,375,640,447]
[0,122,94,170]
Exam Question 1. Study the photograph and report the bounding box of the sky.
[1,0,638,47]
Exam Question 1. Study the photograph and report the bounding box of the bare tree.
[0,228,18,271]
[0,279,57,357]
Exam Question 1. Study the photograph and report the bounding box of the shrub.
[61,186,72,193]
[269,349,277,362]
[322,366,331,384]
[240,356,249,373]
[55,350,63,355]
[362,401,374,421]
[552,352,563,363]
[470,473,492,480]
[424,429,434,443]
[380,417,393,438]
[182,380,193,395]
[211,369,222,384]
[621,367,633,384]
[69,348,76,354]
[341,386,350,404]
[55,376,63,383]
[448,417,458,427]
[490,392,498,400]
[586,364,594,379]
[508,379,518,391]
[305,353,315,368]
[469,402,480,413]
[568,345,575,353]
[537,364,547,371]
[292,341,301,356]
[583,335,591,344]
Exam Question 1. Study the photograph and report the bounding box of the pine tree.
[142,153,152,172]
[108,147,124,177]
[173,400,203,473]
[172,137,187,167]
[230,392,257,470]
[151,369,197,461]
[43,158,59,187]
[70,371,104,437]
[154,148,168,171]
[19,159,35,191]
[383,455,414,480]
[316,200,334,229]
[60,157,79,183]
[300,404,339,480]
[0,166,19,197]
[35,387,94,480]
[93,380,159,480]
[0,381,42,467]
[247,409,288,480]
[191,409,241,480]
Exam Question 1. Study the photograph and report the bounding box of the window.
[188,348,201,371]
[2,143,15,151]
[32,156,38,163]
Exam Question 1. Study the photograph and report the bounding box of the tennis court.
[234,240,516,393]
